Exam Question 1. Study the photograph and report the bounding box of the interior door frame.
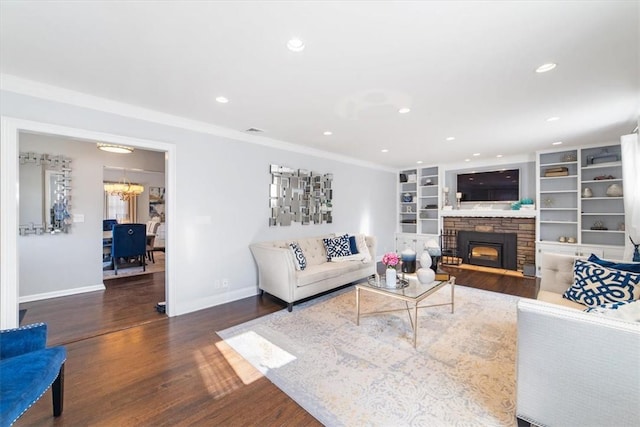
[0,116,177,328]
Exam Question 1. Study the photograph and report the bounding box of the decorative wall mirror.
[18,152,72,235]
[269,164,333,226]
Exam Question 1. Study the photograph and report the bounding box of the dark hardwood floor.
[20,272,167,347]
[16,266,537,426]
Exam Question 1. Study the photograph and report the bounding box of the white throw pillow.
[355,234,372,262]
[585,300,640,322]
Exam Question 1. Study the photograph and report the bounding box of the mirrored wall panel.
[269,164,333,226]
[19,152,72,235]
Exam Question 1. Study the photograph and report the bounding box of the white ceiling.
[1,1,638,168]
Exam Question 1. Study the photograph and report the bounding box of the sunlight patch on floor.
[213,339,264,387]
[221,330,296,377]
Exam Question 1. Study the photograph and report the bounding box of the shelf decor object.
[269,164,333,226]
[606,183,623,197]
[587,149,619,165]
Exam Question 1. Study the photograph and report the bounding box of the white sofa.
[250,234,376,311]
[516,252,640,427]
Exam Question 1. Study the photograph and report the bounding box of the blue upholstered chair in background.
[111,223,146,275]
[102,219,118,231]
[0,323,66,425]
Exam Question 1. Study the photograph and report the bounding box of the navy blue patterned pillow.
[564,259,640,307]
[584,301,631,313]
[289,242,307,271]
[322,235,352,260]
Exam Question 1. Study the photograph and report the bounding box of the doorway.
[0,116,176,329]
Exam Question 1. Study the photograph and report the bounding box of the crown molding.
[0,74,394,172]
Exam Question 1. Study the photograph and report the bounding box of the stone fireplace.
[442,215,535,272]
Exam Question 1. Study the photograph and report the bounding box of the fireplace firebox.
[458,231,517,271]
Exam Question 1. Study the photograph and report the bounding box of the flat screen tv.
[456,169,520,202]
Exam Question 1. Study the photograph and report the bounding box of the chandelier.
[104,178,144,201]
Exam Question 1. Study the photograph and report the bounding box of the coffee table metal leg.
[450,280,455,313]
[413,303,419,348]
[356,287,360,325]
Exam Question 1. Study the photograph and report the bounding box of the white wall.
[2,90,397,315]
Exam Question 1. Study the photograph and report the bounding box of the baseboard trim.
[173,286,258,317]
[19,284,106,303]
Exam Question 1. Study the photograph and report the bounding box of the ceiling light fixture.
[97,143,133,154]
[446,136,455,141]
[465,159,471,162]
[381,149,389,153]
[496,154,503,158]
[398,107,411,114]
[104,172,144,201]
[215,96,229,103]
[546,116,559,122]
[323,131,333,136]
[473,153,480,156]
[536,63,557,73]
[287,38,305,52]
[552,141,563,145]
[416,160,423,164]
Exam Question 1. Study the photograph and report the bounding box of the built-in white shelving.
[537,142,625,251]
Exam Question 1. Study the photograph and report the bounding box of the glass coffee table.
[355,274,455,348]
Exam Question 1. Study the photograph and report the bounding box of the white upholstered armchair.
[516,299,640,427]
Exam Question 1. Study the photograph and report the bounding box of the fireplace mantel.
[440,209,537,218]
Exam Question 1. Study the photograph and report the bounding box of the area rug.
[217,285,520,426]
[103,251,165,280]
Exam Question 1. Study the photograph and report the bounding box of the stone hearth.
[443,216,535,272]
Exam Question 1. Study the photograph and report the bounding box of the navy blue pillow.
[588,254,640,273]
[348,235,359,254]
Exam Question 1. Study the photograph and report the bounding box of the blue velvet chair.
[111,223,146,275]
[0,323,66,425]
[102,219,118,231]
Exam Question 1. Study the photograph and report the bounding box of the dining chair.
[111,224,146,275]
[146,221,161,263]
[102,219,118,231]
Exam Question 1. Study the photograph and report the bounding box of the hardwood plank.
[16,266,536,425]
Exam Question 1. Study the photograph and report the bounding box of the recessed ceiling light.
[446,136,455,141]
[552,141,563,145]
[496,154,503,158]
[473,153,480,156]
[215,96,229,104]
[381,149,389,153]
[465,158,471,162]
[536,63,557,73]
[398,107,411,114]
[546,116,560,122]
[416,160,423,164]
[287,38,305,52]
[97,143,133,154]
[323,131,332,136]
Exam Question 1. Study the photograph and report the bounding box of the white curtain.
[621,133,640,261]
